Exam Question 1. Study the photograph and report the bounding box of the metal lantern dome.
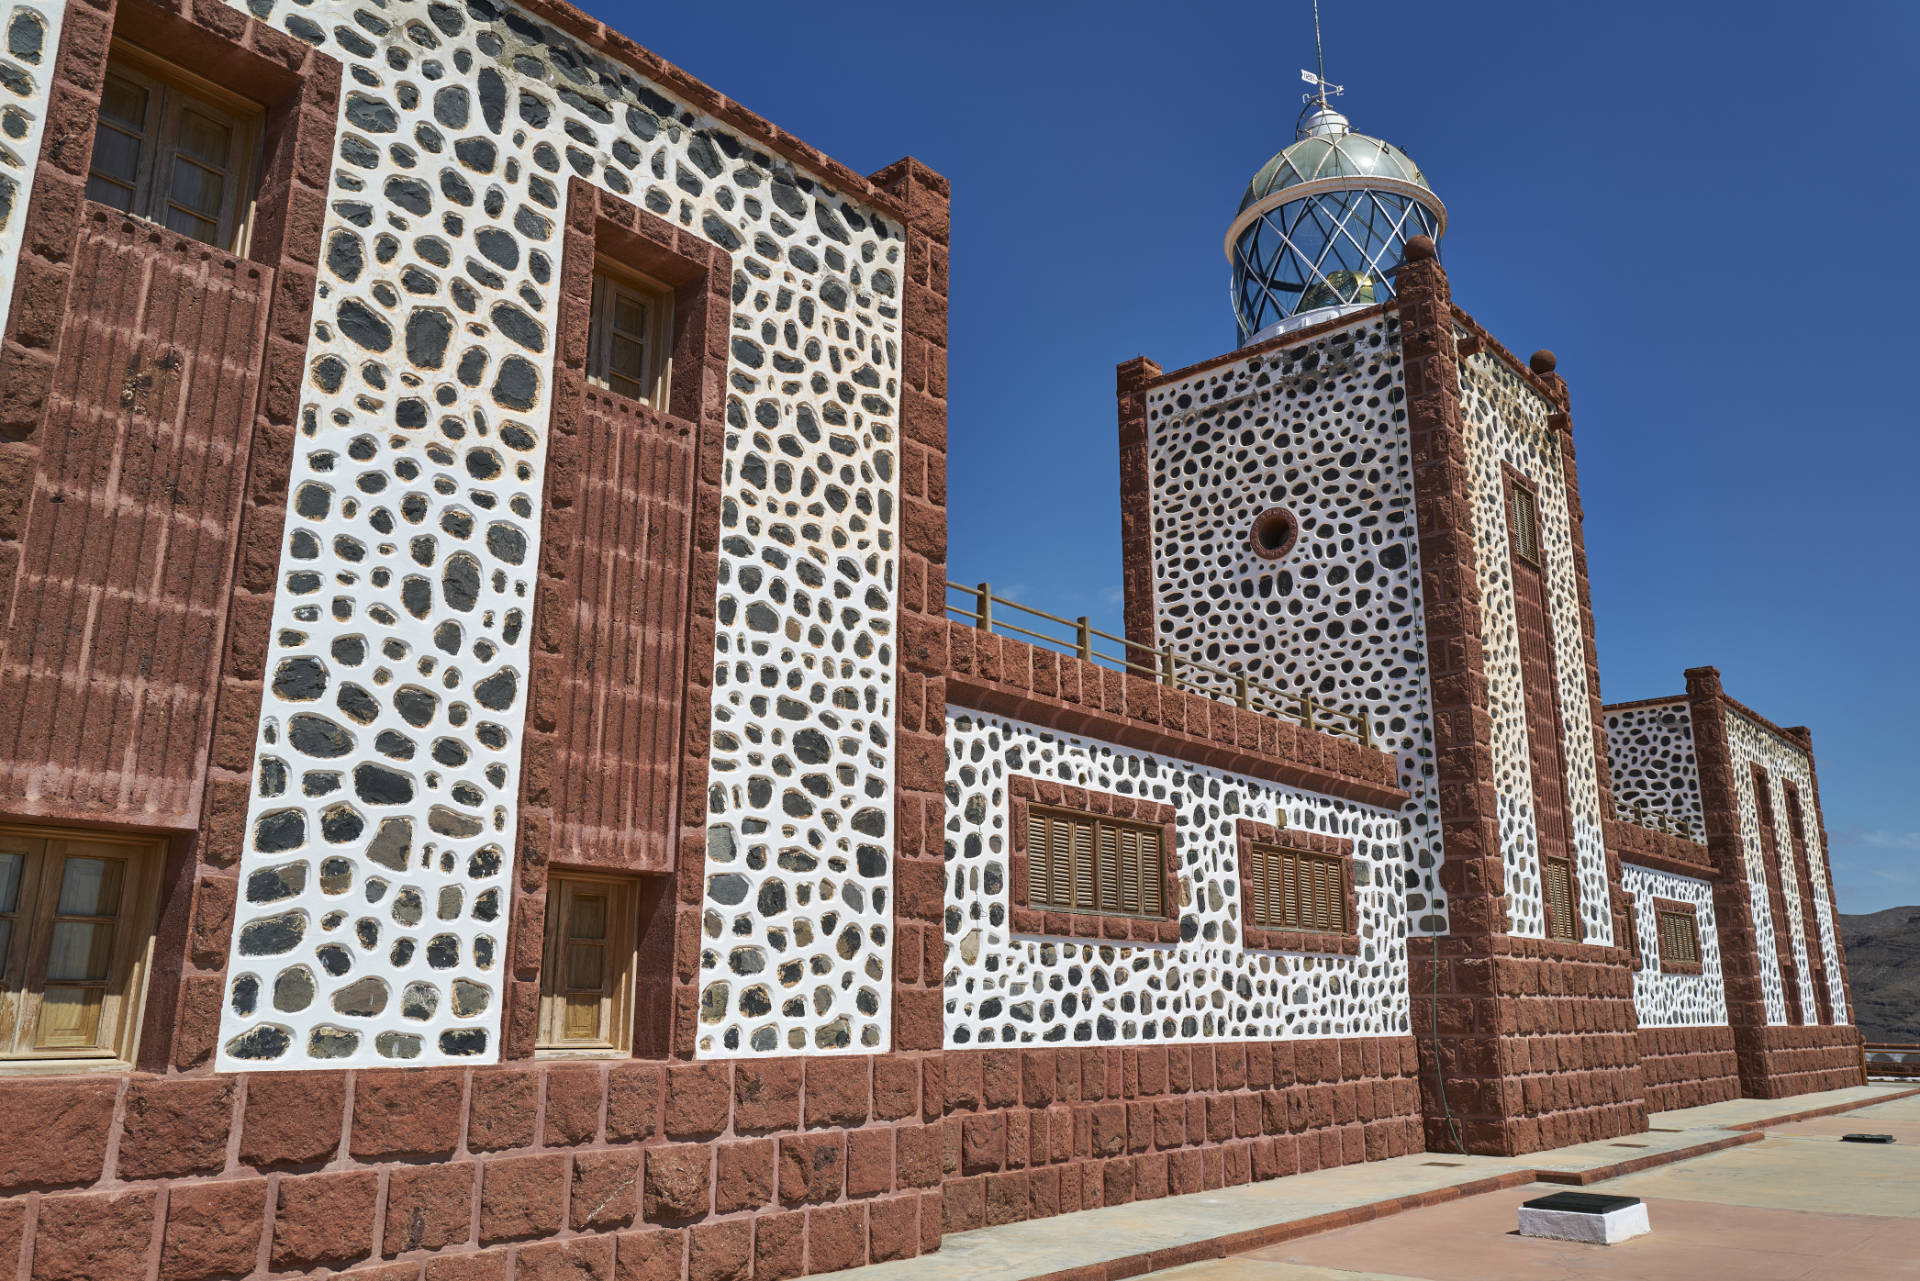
[1227,103,1446,346]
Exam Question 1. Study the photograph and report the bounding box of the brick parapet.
[930,622,1406,809]
[1606,820,1715,880]
[937,1039,1424,1232]
[0,1054,944,1280]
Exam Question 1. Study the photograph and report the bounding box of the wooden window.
[538,873,637,1055]
[1245,843,1348,933]
[86,42,260,252]
[1623,893,1643,970]
[0,827,163,1065]
[1657,905,1701,967]
[1025,806,1165,918]
[1507,477,1541,565]
[1542,855,1579,942]
[588,264,673,408]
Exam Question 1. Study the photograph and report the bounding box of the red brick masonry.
[940,1039,1425,1233]
[1637,1025,1740,1112]
[0,1055,942,1281]
[919,624,1407,811]
[1006,777,1181,943]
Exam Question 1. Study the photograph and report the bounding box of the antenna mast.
[1299,1,1343,109]
[1313,0,1328,107]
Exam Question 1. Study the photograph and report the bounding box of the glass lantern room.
[1227,105,1445,346]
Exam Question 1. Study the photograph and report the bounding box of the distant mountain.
[1839,906,1920,1044]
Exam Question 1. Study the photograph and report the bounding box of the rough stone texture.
[160,1179,270,1281]
[190,0,917,1071]
[272,1169,380,1272]
[30,1187,157,1281]
[1622,862,1727,1027]
[0,1079,116,1192]
[1132,312,1447,933]
[940,1040,1425,1230]
[945,711,1408,1047]
[1636,1025,1740,1112]
[1605,700,1705,839]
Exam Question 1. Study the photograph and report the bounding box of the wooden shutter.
[1025,805,1166,918]
[1137,828,1162,916]
[1027,809,1049,906]
[1095,824,1119,913]
[1658,908,1700,965]
[1543,856,1576,941]
[1247,844,1348,933]
[1509,481,1540,565]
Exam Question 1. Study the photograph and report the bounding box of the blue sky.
[586,0,1920,913]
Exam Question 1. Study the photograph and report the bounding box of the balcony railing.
[1864,1043,1920,1079]
[944,582,1372,748]
[1615,799,1701,843]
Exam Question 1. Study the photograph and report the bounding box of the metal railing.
[1615,799,1701,843]
[945,581,1372,748]
[1864,1043,1920,1079]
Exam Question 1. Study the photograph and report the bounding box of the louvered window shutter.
[1544,857,1575,940]
[1511,483,1540,563]
[1036,810,1052,910]
[1247,845,1267,927]
[1094,824,1119,913]
[1071,820,1094,911]
[1139,829,1162,915]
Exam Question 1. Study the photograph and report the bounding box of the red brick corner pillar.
[1684,665,1775,1093]
[870,156,950,1063]
[1395,239,1509,1154]
[871,156,951,1248]
[1397,240,1644,1154]
[1116,355,1163,656]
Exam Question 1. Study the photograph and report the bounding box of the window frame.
[536,870,638,1057]
[0,824,165,1070]
[1234,819,1359,955]
[86,39,263,255]
[1652,897,1704,974]
[587,260,674,411]
[1541,853,1581,942]
[1506,473,1542,567]
[1007,778,1179,943]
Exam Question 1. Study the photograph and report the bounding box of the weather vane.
[1300,0,1344,105]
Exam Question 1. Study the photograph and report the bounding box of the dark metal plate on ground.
[1522,1192,1643,1214]
[1842,1133,1895,1144]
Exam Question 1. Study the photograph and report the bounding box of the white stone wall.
[1725,710,1846,1025]
[1621,863,1725,1028]
[1456,349,1608,943]
[943,709,1411,1047]
[1604,701,1704,840]
[0,0,62,342]
[1140,315,1447,934]
[214,0,904,1069]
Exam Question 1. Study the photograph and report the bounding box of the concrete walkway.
[818,1084,1920,1281]
[1171,1090,1920,1280]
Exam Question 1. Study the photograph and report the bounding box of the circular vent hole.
[1250,507,1297,559]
